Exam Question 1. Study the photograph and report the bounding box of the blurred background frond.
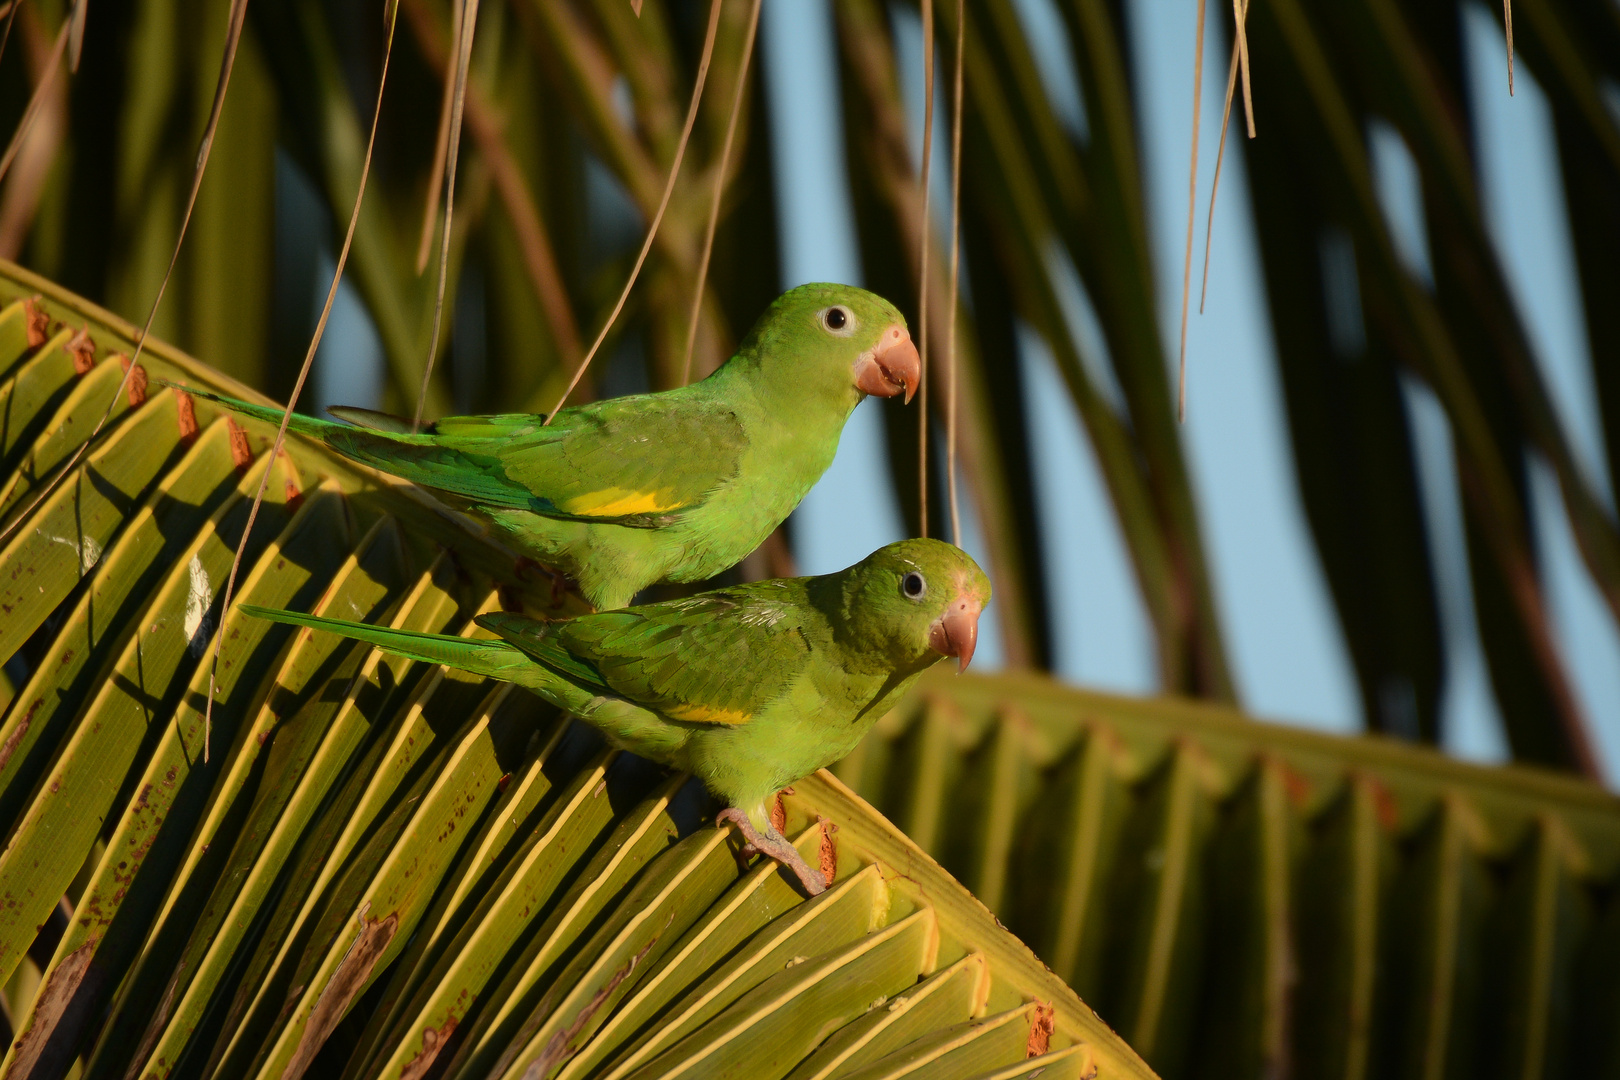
[1,0,1615,766]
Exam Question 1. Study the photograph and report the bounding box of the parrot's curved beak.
[853,325,921,404]
[928,596,982,674]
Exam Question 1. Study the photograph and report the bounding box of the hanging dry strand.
[206,0,400,762]
[546,0,724,422]
[66,0,84,69]
[415,0,461,274]
[1232,0,1252,137]
[1504,0,1514,94]
[0,13,68,186]
[1198,0,1252,313]
[0,0,23,71]
[0,0,246,553]
[1176,0,1207,423]
[413,0,480,432]
[398,0,580,370]
[945,0,963,546]
[681,0,763,385]
[916,0,934,538]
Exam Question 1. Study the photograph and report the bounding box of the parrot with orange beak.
[242,539,988,895]
[184,283,920,611]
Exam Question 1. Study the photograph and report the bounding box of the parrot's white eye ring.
[901,572,927,600]
[821,306,856,335]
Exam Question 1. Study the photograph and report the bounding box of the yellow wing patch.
[562,486,685,517]
[665,702,753,726]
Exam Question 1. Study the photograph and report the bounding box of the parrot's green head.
[831,538,992,674]
[732,283,920,410]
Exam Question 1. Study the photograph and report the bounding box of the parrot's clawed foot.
[546,567,572,607]
[715,807,827,897]
[515,556,576,608]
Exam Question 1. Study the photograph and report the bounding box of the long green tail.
[239,605,542,687]
[176,388,341,440]
[244,607,700,765]
[177,388,534,512]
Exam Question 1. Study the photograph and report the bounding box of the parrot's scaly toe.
[716,808,827,897]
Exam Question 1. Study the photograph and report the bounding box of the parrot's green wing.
[478,582,813,725]
[472,612,609,691]
[181,388,748,529]
[325,406,421,433]
[333,395,749,528]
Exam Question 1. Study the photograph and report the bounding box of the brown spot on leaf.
[400,1019,457,1080]
[8,941,95,1076]
[227,419,253,470]
[1266,756,1311,809]
[126,965,184,1078]
[23,296,49,347]
[1364,773,1399,832]
[520,935,657,1079]
[119,356,147,407]
[0,700,40,772]
[1027,1001,1054,1057]
[817,817,837,886]
[284,912,398,1079]
[285,478,303,510]
[67,326,95,374]
[175,390,199,444]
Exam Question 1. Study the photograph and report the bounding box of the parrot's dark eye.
[822,306,852,333]
[901,572,927,600]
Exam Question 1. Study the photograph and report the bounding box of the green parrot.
[242,538,989,894]
[185,283,920,611]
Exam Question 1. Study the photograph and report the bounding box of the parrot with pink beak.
[242,538,988,895]
[184,283,920,611]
